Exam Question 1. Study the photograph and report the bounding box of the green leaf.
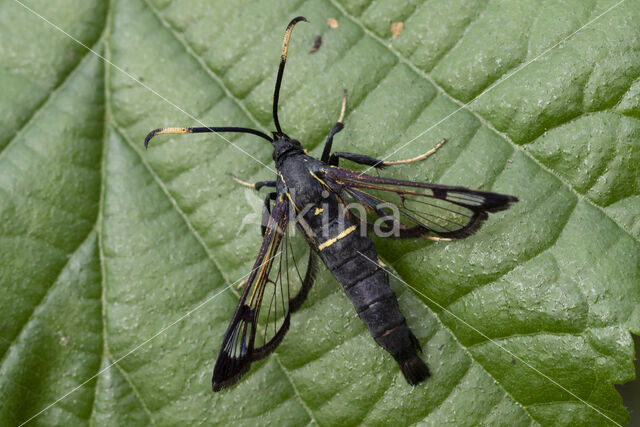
[1,0,639,425]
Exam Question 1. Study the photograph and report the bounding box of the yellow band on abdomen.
[318,225,357,250]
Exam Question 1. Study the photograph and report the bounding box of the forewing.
[212,198,317,391]
[324,166,517,239]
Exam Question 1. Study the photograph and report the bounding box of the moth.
[145,17,518,391]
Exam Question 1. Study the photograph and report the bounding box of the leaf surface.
[1,0,639,425]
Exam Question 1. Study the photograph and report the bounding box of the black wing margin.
[324,166,518,239]
[212,199,317,391]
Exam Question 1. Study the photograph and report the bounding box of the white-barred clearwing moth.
[145,17,517,392]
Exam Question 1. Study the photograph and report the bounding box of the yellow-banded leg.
[383,138,447,166]
[229,174,277,237]
[328,138,448,169]
[321,89,348,163]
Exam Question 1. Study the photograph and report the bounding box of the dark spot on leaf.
[310,35,322,53]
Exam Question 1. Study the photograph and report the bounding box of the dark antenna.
[145,126,272,148]
[145,17,309,149]
[273,16,308,137]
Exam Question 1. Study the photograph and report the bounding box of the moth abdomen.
[315,215,429,385]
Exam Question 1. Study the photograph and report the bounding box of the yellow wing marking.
[247,228,279,307]
[247,213,286,307]
[309,171,333,192]
[285,192,298,211]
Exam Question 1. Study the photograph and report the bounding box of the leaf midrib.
[93,2,156,423]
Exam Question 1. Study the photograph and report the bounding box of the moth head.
[272,134,303,162]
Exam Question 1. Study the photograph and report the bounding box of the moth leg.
[262,192,277,236]
[229,173,276,191]
[329,152,387,169]
[383,138,447,166]
[255,181,277,191]
[320,89,348,163]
